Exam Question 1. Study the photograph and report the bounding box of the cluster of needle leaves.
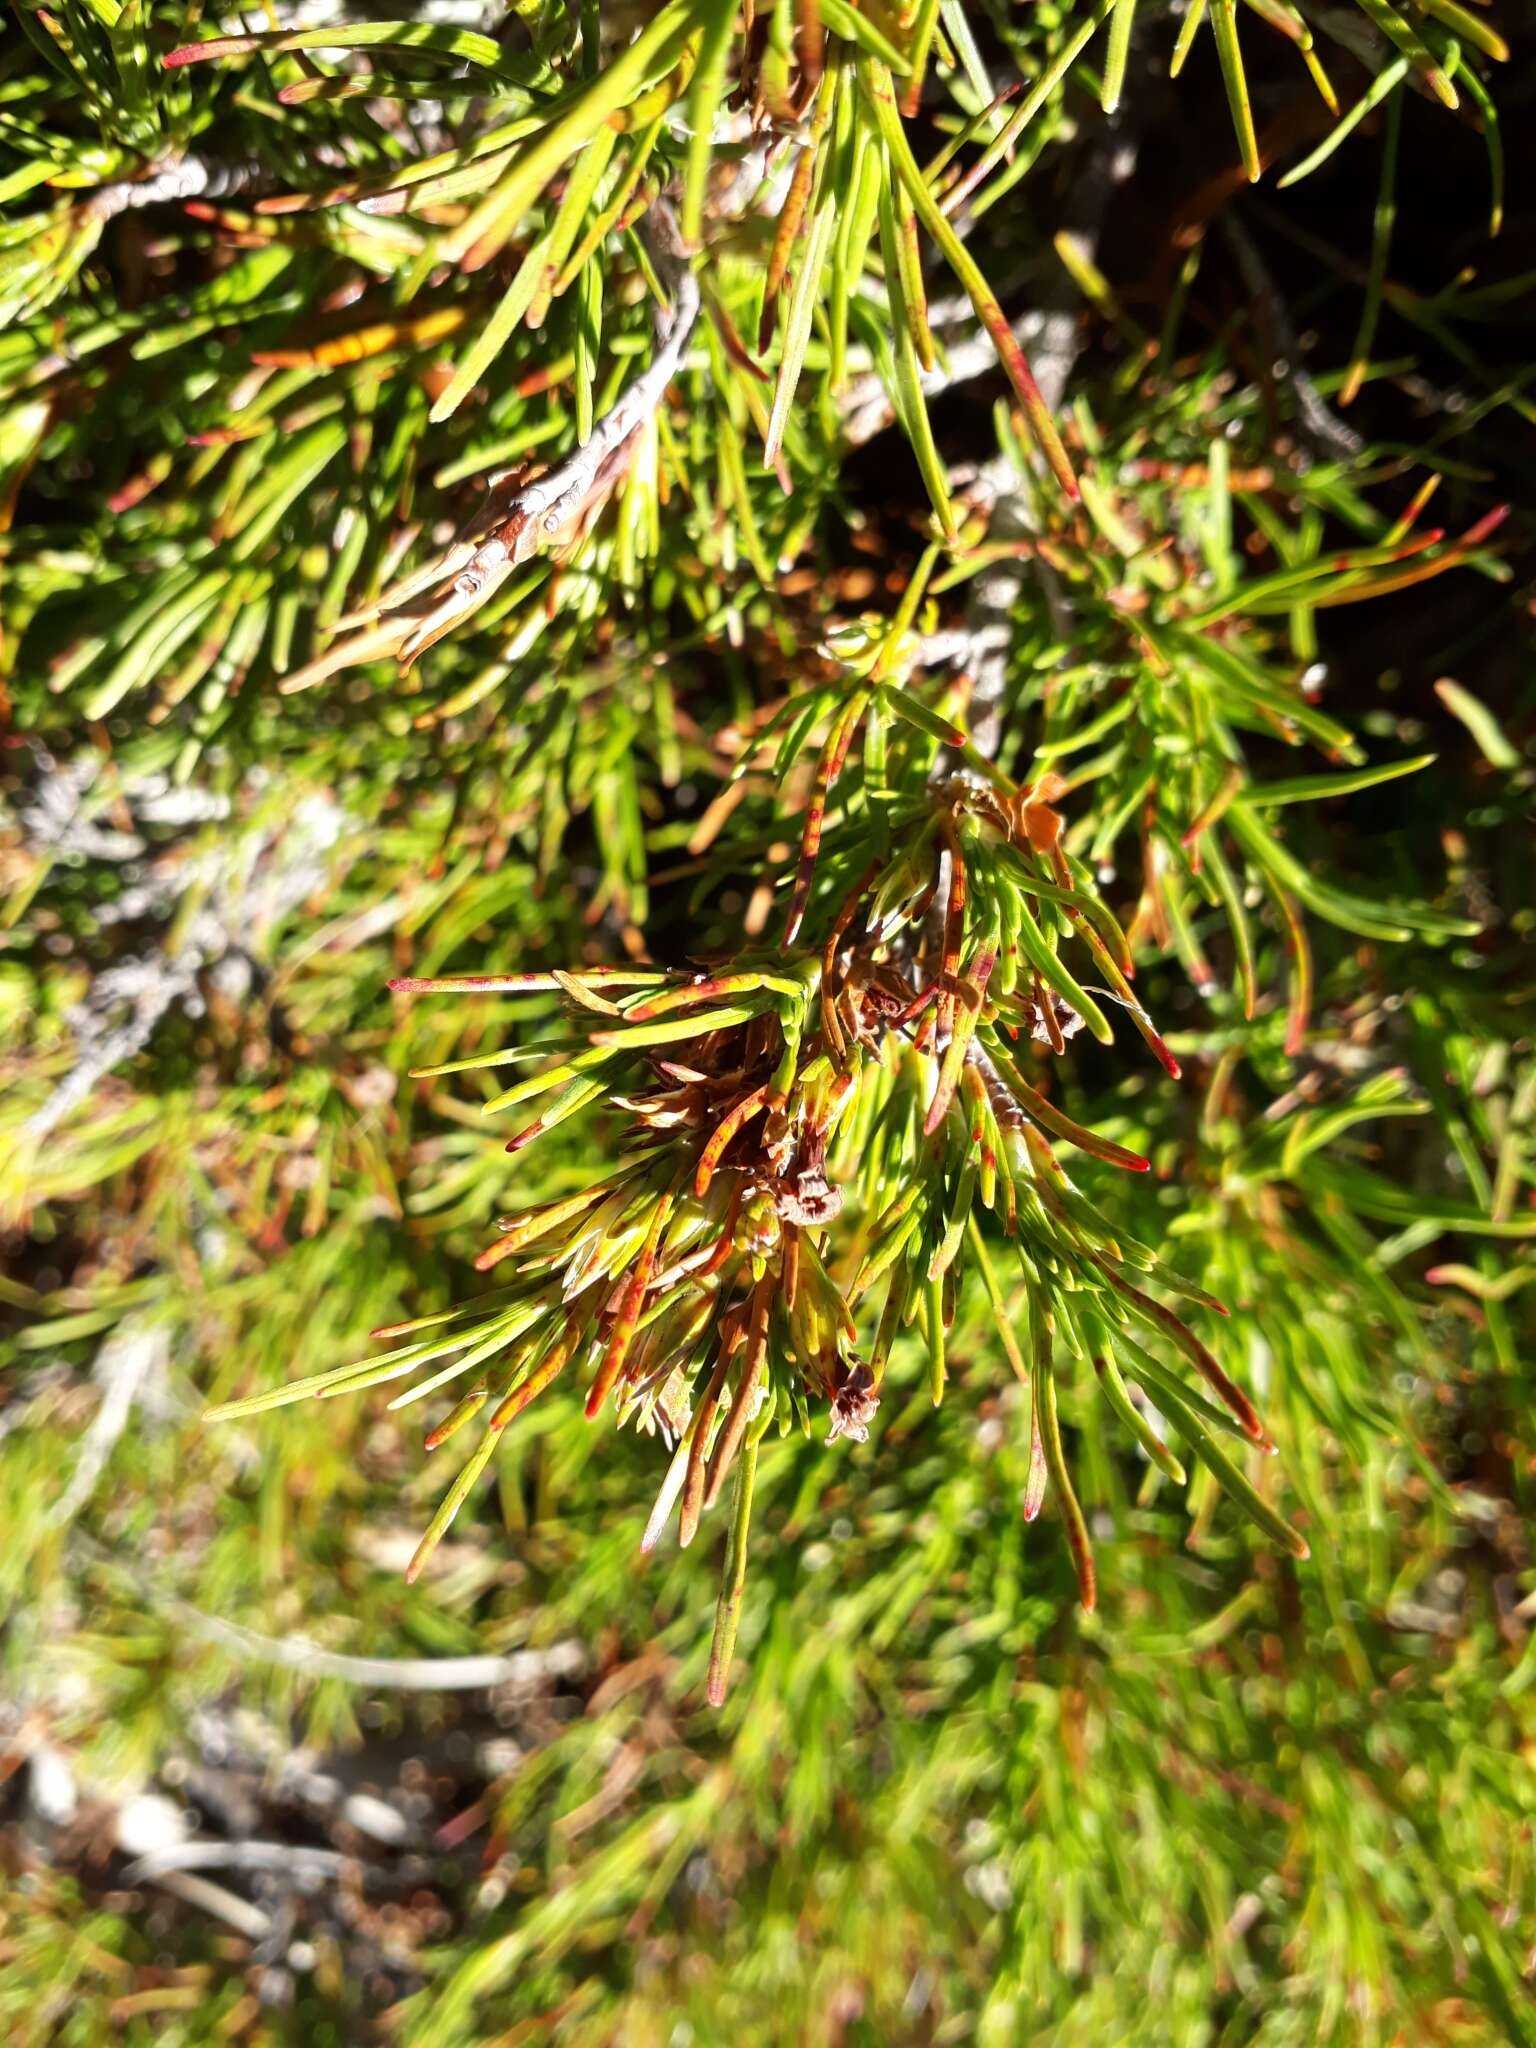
[2,1,1535,2035]
[214,761,1298,1697]
[207,501,1513,1705]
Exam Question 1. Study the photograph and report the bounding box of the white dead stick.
[177,1604,585,1692]
[148,1871,274,1942]
[48,1320,171,1531]
[123,1840,352,1884]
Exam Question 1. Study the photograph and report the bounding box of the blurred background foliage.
[1,1,1534,2043]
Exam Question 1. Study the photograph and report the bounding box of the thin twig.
[85,157,260,221]
[461,196,701,578]
[177,1605,586,1692]
[122,1840,352,1884]
[48,1321,171,1530]
[145,1871,273,1942]
[1222,213,1365,461]
[281,196,702,685]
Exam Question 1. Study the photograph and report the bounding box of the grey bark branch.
[85,158,260,220]
[286,195,701,684]
[19,782,345,1139]
[475,196,701,559]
